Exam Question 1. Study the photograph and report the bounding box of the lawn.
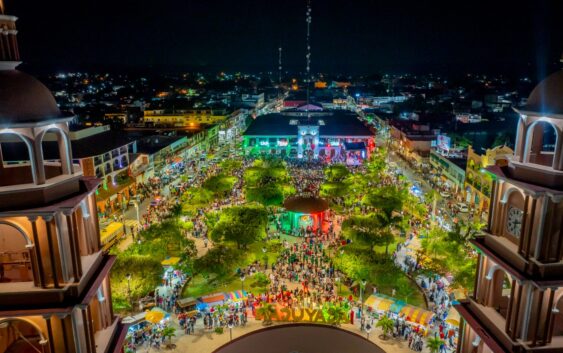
[183,240,282,298]
[336,243,426,308]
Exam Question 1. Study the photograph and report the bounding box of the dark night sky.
[7,0,563,76]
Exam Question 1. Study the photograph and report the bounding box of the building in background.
[143,106,229,127]
[464,145,512,221]
[455,68,563,353]
[0,12,125,353]
[243,108,374,165]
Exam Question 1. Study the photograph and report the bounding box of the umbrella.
[145,311,164,324]
[145,307,169,324]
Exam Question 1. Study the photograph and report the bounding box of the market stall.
[399,305,435,330]
[224,290,248,302]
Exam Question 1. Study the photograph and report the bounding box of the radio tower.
[305,0,312,116]
[278,46,283,86]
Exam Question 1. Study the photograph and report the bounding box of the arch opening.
[0,222,34,284]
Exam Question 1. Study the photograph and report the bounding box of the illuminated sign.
[259,141,269,146]
[255,305,349,324]
[278,139,288,147]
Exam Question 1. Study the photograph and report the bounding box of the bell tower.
[455,68,563,353]
[0,5,127,353]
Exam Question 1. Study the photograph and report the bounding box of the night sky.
[7,0,563,76]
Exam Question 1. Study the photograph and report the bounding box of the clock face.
[506,206,523,238]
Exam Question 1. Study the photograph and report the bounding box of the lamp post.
[228,322,234,341]
[240,275,246,292]
[360,279,367,329]
[126,273,132,314]
[262,247,268,269]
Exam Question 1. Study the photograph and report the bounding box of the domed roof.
[284,195,329,213]
[524,69,563,115]
[0,70,67,125]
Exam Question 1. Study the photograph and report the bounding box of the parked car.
[440,191,451,198]
[456,203,470,213]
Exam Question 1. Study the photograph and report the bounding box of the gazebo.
[281,195,329,233]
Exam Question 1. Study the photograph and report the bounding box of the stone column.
[32,137,46,184]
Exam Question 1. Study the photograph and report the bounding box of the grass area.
[183,240,281,298]
[336,243,426,308]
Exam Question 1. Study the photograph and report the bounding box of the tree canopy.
[210,204,268,248]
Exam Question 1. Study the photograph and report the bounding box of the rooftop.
[244,111,373,137]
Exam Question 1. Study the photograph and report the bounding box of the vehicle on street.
[440,191,451,198]
[456,203,470,213]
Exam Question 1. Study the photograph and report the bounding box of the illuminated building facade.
[455,68,563,353]
[464,145,512,221]
[143,107,229,127]
[242,109,374,165]
[0,13,126,353]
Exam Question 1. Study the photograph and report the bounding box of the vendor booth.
[224,290,248,302]
[177,297,199,317]
[197,292,227,311]
[281,196,329,233]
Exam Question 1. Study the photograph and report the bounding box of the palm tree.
[375,316,394,340]
[161,326,176,346]
[426,334,445,353]
[327,305,348,326]
[256,303,276,326]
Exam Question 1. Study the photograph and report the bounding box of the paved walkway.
[136,319,418,353]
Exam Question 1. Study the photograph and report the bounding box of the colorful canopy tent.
[446,307,460,327]
[197,292,226,310]
[400,305,434,326]
[364,294,394,312]
[161,257,181,266]
[224,290,248,302]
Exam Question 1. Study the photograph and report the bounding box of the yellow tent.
[400,305,434,326]
[364,295,394,312]
[446,307,460,327]
[161,257,181,266]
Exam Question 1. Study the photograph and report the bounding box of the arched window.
[488,268,512,319]
[525,120,559,167]
[0,222,34,284]
[40,127,72,180]
[0,318,48,353]
[0,132,36,186]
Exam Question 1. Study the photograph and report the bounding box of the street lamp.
[126,273,132,313]
[228,322,234,341]
[262,247,268,269]
[240,275,246,292]
[360,279,367,329]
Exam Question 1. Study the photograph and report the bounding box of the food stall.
[177,297,199,317]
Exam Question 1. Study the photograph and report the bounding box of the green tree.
[220,159,242,174]
[376,316,394,340]
[162,326,176,345]
[210,205,268,249]
[327,305,348,326]
[341,215,394,255]
[427,335,445,353]
[203,174,237,198]
[256,303,276,325]
[325,164,350,182]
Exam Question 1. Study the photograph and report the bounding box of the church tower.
[0,9,126,353]
[455,67,563,352]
